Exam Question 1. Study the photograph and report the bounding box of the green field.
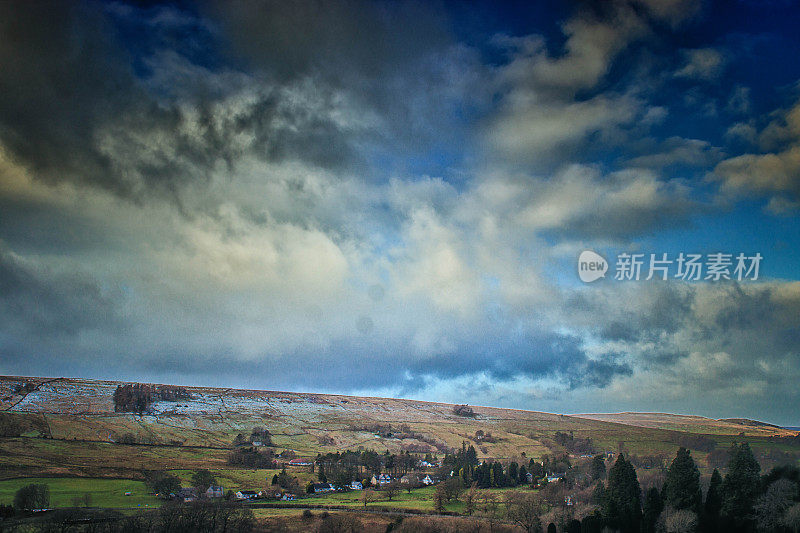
[0,477,159,509]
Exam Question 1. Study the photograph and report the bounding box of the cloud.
[674,48,725,80]
[562,280,800,419]
[483,0,703,169]
[1,0,799,424]
[511,165,695,239]
[727,86,752,114]
[0,245,121,337]
[0,2,425,206]
[712,97,800,208]
[625,136,724,169]
[487,94,641,165]
[713,147,800,201]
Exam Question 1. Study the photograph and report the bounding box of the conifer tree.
[603,455,642,533]
[721,443,761,531]
[704,468,723,531]
[663,447,702,513]
[642,487,664,533]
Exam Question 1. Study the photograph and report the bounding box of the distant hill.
[719,418,784,429]
[1,375,798,481]
[565,412,797,437]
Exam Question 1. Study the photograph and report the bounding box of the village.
[157,432,604,510]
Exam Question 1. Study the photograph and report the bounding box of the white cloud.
[674,48,725,80]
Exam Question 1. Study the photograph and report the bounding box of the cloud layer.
[1,0,799,424]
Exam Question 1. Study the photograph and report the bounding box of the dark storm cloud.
[207,0,452,82]
[207,0,485,169]
[275,332,632,393]
[0,1,139,195]
[569,282,693,344]
[566,352,633,389]
[0,245,120,336]
[0,2,364,204]
[89,329,632,395]
[0,196,116,254]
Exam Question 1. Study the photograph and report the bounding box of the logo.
[578,250,608,283]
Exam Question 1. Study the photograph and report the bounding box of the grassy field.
[0,477,159,508]
[169,467,316,492]
[281,485,450,512]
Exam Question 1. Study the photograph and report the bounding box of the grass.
[169,467,316,493]
[0,477,160,508]
[273,485,521,514]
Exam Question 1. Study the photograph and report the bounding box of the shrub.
[14,483,50,511]
[452,405,476,418]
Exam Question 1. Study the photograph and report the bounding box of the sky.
[1,0,800,425]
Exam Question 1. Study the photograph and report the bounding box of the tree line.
[112,384,191,413]
[589,443,799,532]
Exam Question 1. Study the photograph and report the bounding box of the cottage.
[421,475,437,486]
[349,481,363,490]
[287,458,313,466]
[545,473,565,483]
[235,490,258,500]
[206,485,224,498]
[281,493,296,501]
[371,473,393,486]
[312,482,334,493]
[417,460,436,468]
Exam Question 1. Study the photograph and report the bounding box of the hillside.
[1,375,798,484]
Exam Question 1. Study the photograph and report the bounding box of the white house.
[205,485,224,498]
[421,475,436,486]
[235,490,258,500]
[349,481,363,490]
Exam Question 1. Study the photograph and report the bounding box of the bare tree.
[660,508,698,533]
[463,482,478,516]
[383,481,400,501]
[361,489,375,509]
[782,503,800,533]
[755,479,796,532]
[506,491,546,533]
